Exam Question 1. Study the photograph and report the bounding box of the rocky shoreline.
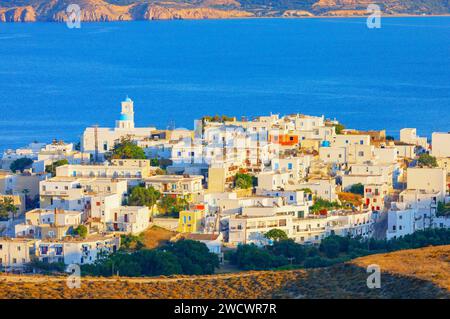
[1,0,450,23]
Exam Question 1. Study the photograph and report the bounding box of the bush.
[120,233,145,251]
[303,256,335,268]
[348,183,364,196]
[30,259,66,273]
[311,198,341,213]
[417,153,437,168]
[229,229,450,271]
[165,239,220,275]
[230,244,287,270]
[269,239,307,264]
[45,159,68,176]
[72,225,88,238]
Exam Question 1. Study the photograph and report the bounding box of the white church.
[81,97,155,161]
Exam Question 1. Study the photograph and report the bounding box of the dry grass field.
[0,245,448,299]
[141,225,177,249]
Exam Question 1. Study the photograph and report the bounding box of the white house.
[431,132,450,158]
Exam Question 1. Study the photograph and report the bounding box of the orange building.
[269,133,299,146]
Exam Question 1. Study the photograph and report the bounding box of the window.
[56,246,63,256]
[17,246,21,251]
[399,226,403,230]
[0,244,2,250]
[13,258,17,264]
[287,163,293,170]
[358,151,364,157]
[41,246,48,255]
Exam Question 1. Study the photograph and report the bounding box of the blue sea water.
[0,17,449,151]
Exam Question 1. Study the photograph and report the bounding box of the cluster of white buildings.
[1,98,449,271]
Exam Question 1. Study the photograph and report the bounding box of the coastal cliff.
[0,6,36,22]
[0,0,449,22]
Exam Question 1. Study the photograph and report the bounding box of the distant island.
[1,0,450,22]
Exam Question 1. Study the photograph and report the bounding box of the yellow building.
[177,205,205,233]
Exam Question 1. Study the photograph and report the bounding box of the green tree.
[157,196,187,216]
[82,239,218,277]
[150,158,160,167]
[348,183,364,196]
[235,173,255,189]
[333,123,345,134]
[110,137,146,159]
[319,236,341,258]
[270,239,307,264]
[128,186,161,212]
[165,239,220,275]
[73,225,88,238]
[0,197,18,221]
[264,229,288,242]
[10,157,33,173]
[417,153,438,168]
[45,159,69,176]
[230,244,287,270]
[120,233,145,251]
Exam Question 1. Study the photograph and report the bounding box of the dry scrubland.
[0,245,448,299]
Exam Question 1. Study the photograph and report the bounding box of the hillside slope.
[0,245,448,299]
[1,0,449,22]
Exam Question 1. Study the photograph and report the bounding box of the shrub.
[348,183,364,196]
[72,225,88,238]
[417,153,437,168]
